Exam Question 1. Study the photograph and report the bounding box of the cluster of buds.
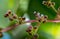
[26,11,48,39]
[4,10,48,39]
[32,34,39,39]
[0,28,3,38]
[42,0,55,7]
[18,17,25,24]
[4,10,26,25]
[26,26,33,35]
[4,10,18,21]
[34,11,48,23]
[26,25,38,39]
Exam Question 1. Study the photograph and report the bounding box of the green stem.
[51,5,58,13]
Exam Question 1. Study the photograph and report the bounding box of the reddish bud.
[26,26,33,32]
[26,29,32,33]
[28,26,33,29]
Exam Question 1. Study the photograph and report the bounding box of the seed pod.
[28,32,32,35]
[33,26,37,29]
[7,10,11,14]
[43,19,47,23]
[9,17,13,21]
[42,1,47,5]
[47,3,51,7]
[51,2,55,6]
[12,14,18,19]
[44,15,48,19]
[0,32,3,38]
[26,28,32,32]
[13,15,17,19]
[18,17,22,20]
[32,34,39,39]
[22,17,25,20]
[26,26,33,32]
[38,19,41,22]
[34,34,39,38]
[4,14,9,17]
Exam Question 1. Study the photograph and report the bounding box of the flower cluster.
[42,0,55,7]
[4,10,48,39]
[4,10,26,24]
[34,11,48,23]
[26,11,48,39]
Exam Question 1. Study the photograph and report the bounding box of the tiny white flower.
[34,11,36,14]
[41,14,44,17]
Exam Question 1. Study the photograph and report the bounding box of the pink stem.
[26,20,60,23]
[47,20,60,22]
[1,19,60,32]
[2,23,19,32]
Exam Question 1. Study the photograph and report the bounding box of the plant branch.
[1,19,60,32]
[51,5,58,13]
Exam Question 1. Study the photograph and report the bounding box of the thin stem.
[26,20,60,23]
[51,5,58,13]
[2,19,60,32]
[1,23,19,32]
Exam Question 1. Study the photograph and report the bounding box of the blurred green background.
[0,0,60,39]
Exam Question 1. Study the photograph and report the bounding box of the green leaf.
[0,0,19,28]
[27,0,60,20]
[38,22,60,39]
[11,24,29,39]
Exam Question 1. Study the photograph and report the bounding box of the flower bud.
[43,19,47,23]
[26,26,33,32]
[22,17,25,20]
[51,2,55,6]
[44,15,48,19]
[33,26,37,29]
[32,34,39,39]
[4,14,9,17]
[42,1,47,5]
[7,10,11,14]
[13,15,17,19]
[9,17,13,21]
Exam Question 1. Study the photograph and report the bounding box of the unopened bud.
[4,14,9,17]
[9,17,13,21]
[7,10,11,14]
